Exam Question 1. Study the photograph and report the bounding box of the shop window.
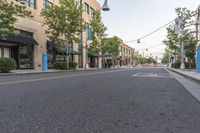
[4,48,10,58]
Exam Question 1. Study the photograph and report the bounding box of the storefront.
[0,30,38,69]
[47,41,81,68]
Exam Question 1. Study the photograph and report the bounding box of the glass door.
[19,45,33,69]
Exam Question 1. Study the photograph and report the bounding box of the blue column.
[42,53,48,72]
[196,46,200,73]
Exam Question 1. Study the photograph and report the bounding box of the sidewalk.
[0,68,101,76]
[0,66,131,76]
[168,68,200,84]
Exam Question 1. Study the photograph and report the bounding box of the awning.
[88,52,99,57]
[0,34,38,45]
[71,51,81,55]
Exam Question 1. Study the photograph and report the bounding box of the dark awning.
[0,34,38,45]
[88,52,99,57]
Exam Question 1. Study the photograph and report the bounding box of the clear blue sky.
[98,0,200,61]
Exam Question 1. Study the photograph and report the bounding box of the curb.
[167,68,200,85]
[0,68,120,76]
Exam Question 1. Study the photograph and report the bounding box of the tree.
[132,52,143,65]
[161,49,170,64]
[90,11,107,55]
[164,7,197,68]
[41,0,86,67]
[103,36,120,66]
[0,0,32,37]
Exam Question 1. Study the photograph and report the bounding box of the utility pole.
[175,17,185,69]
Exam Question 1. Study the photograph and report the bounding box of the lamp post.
[175,17,185,69]
[102,0,110,11]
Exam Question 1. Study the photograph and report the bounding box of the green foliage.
[142,57,157,64]
[54,61,77,70]
[0,58,17,73]
[103,36,120,55]
[161,49,170,64]
[175,7,196,29]
[69,62,77,69]
[90,11,107,54]
[54,61,68,70]
[171,61,181,69]
[55,44,66,55]
[41,0,85,45]
[0,0,32,37]
[132,52,142,64]
[185,62,196,69]
[163,7,197,66]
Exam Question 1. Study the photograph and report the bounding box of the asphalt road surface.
[0,68,200,133]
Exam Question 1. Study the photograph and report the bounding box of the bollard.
[196,46,200,73]
[42,53,48,72]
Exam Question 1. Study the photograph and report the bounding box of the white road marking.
[132,73,173,79]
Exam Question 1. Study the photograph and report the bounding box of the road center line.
[0,69,132,86]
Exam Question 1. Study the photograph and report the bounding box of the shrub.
[54,61,68,70]
[171,61,181,69]
[0,58,17,73]
[185,62,196,69]
[69,62,77,69]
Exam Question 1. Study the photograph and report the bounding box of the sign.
[175,17,183,35]
[87,25,93,40]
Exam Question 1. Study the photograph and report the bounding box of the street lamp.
[175,16,185,69]
[102,0,110,11]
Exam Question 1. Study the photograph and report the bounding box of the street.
[0,68,200,133]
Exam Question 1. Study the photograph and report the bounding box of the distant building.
[118,38,135,67]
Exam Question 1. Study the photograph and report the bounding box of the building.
[104,37,135,67]
[0,0,101,70]
[119,38,135,67]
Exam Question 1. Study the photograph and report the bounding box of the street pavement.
[0,68,200,133]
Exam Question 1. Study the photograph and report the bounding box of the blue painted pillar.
[196,46,200,73]
[42,53,48,72]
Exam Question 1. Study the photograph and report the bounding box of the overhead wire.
[125,0,199,44]
[125,20,174,43]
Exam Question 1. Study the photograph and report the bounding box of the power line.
[137,42,164,51]
[125,19,175,43]
[125,1,199,44]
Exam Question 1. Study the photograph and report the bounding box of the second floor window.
[43,0,53,9]
[84,3,89,14]
[90,7,94,17]
[23,0,36,9]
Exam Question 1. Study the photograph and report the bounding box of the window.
[22,0,36,9]
[84,3,89,14]
[77,0,81,6]
[4,48,10,58]
[43,0,53,9]
[87,25,93,40]
[90,7,94,17]
[15,29,33,37]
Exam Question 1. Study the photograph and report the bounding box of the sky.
[98,0,200,62]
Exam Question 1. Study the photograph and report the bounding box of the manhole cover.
[131,73,173,78]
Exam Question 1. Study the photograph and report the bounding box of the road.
[0,68,200,133]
